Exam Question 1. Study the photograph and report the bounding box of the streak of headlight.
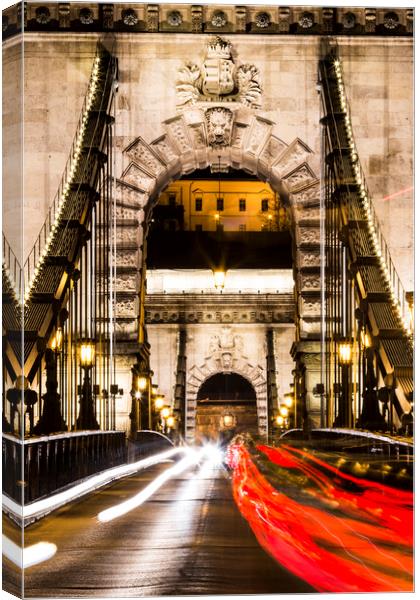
[2,535,57,568]
[97,449,201,522]
[381,186,413,201]
[3,447,189,521]
[201,443,225,467]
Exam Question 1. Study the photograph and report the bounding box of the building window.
[168,193,176,207]
[239,224,247,231]
[195,224,203,232]
[261,198,269,212]
[195,197,202,211]
[217,197,224,211]
[239,198,246,212]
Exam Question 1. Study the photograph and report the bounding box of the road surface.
[3,456,315,597]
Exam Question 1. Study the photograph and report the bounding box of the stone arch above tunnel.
[113,106,323,345]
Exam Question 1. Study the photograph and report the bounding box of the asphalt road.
[3,457,315,597]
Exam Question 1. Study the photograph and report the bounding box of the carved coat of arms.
[176,36,262,108]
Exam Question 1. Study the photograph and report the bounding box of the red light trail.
[227,442,413,593]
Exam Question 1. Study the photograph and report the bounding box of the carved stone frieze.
[205,107,233,147]
[176,36,262,108]
[125,137,166,176]
[235,6,247,32]
[115,226,138,245]
[165,116,194,155]
[116,250,138,268]
[115,179,148,206]
[282,163,317,193]
[191,5,203,32]
[273,138,312,177]
[300,274,321,292]
[298,252,322,269]
[300,298,321,317]
[151,135,179,164]
[297,226,320,246]
[244,117,273,156]
[121,163,155,192]
[291,182,320,207]
[115,298,136,317]
[259,136,288,167]
[146,4,159,31]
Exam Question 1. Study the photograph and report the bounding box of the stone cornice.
[145,291,295,324]
[2,4,413,40]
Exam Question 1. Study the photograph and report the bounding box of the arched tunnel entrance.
[195,372,258,443]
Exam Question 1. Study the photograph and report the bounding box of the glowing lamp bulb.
[213,270,226,289]
[161,407,171,419]
[154,396,165,410]
[166,416,175,428]
[275,415,285,427]
[279,405,289,418]
[338,342,352,365]
[284,394,294,409]
[137,376,148,391]
[80,342,95,367]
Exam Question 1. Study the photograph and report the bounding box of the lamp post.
[34,328,67,435]
[76,340,99,430]
[334,340,353,428]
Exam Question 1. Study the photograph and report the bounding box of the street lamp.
[275,415,285,428]
[161,406,171,419]
[283,393,294,409]
[33,327,67,435]
[279,405,289,418]
[334,339,353,428]
[213,269,226,290]
[76,340,99,430]
[154,395,165,410]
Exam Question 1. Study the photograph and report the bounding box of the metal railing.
[23,44,115,297]
[2,233,22,302]
[320,52,412,337]
[3,431,127,504]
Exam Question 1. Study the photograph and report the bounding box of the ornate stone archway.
[186,326,266,440]
[113,107,322,345]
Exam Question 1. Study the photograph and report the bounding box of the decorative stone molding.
[342,11,356,30]
[167,10,182,27]
[176,36,261,108]
[102,4,114,29]
[191,5,203,33]
[146,5,159,32]
[211,10,227,28]
[255,12,271,29]
[122,8,138,26]
[79,7,94,25]
[299,11,315,29]
[35,6,50,24]
[4,4,412,38]
[383,11,399,30]
[235,6,247,32]
[297,227,321,247]
[365,8,376,33]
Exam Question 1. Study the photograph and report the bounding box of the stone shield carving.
[176,36,262,108]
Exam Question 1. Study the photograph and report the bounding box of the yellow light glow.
[279,405,289,418]
[80,342,95,367]
[213,270,226,289]
[361,331,371,349]
[50,327,63,352]
[154,396,165,410]
[161,407,171,419]
[284,394,294,408]
[222,414,235,428]
[137,376,148,391]
[166,416,175,428]
[215,213,220,221]
[275,415,285,427]
[338,342,352,365]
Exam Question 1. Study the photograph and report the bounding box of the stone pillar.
[291,341,322,430]
[173,328,187,433]
[265,328,278,435]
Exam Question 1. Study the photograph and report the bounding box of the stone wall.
[3,31,413,289]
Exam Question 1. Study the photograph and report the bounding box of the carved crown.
[206,36,232,59]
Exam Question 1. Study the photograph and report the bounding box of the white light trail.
[2,536,57,569]
[97,448,201,523]
[3,447,188,523]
